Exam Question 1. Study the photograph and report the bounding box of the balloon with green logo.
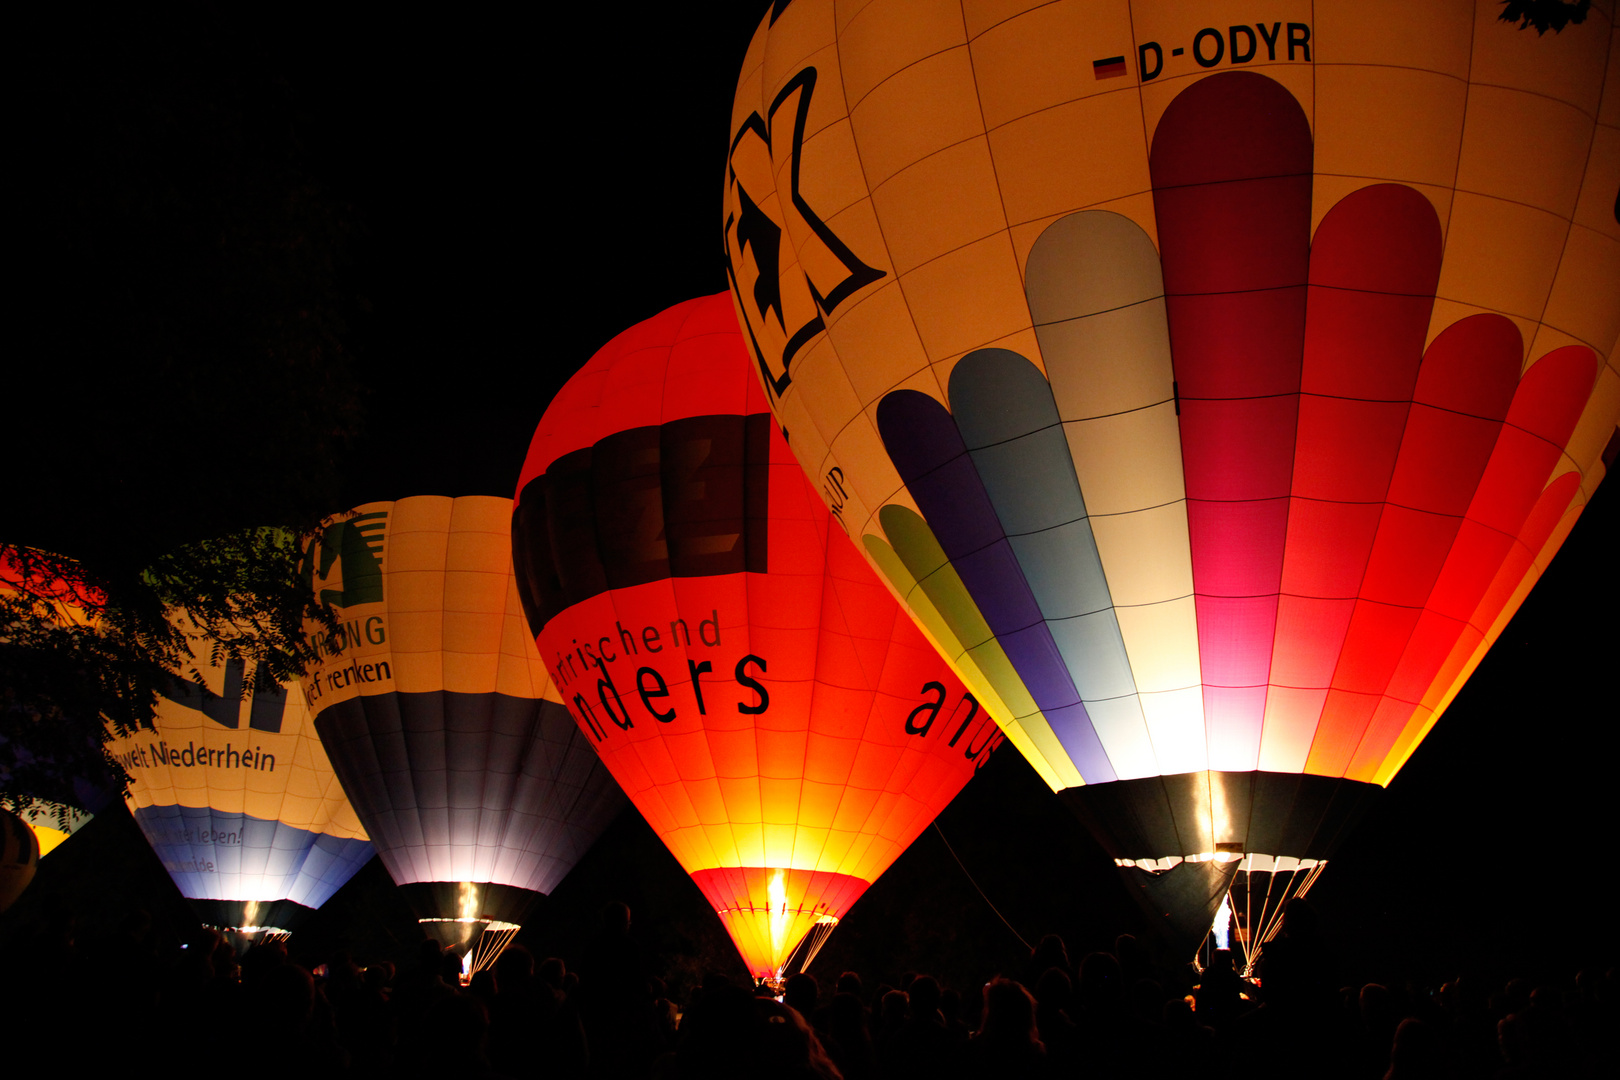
[299,497,624,981]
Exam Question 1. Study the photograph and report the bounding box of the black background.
[7,2,1616,996]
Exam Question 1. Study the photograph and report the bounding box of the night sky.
[8,3,1616,992]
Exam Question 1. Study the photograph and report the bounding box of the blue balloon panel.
[131,803,374,909]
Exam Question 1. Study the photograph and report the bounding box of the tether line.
[933,822,1032,953]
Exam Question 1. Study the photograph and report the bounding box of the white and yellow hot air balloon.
[723,0,1618,962]
[107,620,374,945]
[299,497,625,981]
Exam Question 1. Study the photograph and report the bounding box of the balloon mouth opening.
[419,917,521,931]
[1116,852,1326,873]
[715,907,841,984]
[418,917,523,985]
[209,925,294,955]
[188,898,314,947]
[1153,856,1330,979]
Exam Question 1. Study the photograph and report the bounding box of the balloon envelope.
[723,0,1617,952]
[512,293,1003,979]
[107,622,374,937]
[0,807,39,912]
[300,496,625,971]
[0,550,118,855]
[17,804,93,858]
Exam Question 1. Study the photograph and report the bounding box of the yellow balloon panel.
[304,498,552,707]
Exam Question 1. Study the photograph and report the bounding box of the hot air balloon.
[0,806,39,913]
[722,0,1618,965]
[11,803,93,858]
[0,547,104,628]
[0,549,122,857]
[105,617,375,947]
[511,293,1003,985]
[299,496,625,981]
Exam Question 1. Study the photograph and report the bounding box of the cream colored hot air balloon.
[723,0,1618,962]
[107,620,374,946]
[299,497,624,982]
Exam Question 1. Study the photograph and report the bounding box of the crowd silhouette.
[3,897,1613,1079]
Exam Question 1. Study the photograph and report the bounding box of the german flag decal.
[1093,55,1126,79]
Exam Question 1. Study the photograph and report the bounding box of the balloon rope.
[1251,869,1284,973]
[1243,863,1255,975]
[933,822,1033,952]
[473,925,520,978]
[800,919,838,973]
[1296,862,1326,898]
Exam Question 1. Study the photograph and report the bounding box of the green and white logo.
[300,511,388,608]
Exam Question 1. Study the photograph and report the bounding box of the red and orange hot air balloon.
[511,293,1002,983]
[723,0,1618,964]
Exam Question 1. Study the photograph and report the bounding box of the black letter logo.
[736,655,770,715]
[1193,27,1225,68]
[905,682,947,736]
[1138,41,1163,81]
[724,68,885,400]
[1229,25,1257,64]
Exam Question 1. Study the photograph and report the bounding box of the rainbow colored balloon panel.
[721,0,1616,931]
[867,71,1599,791]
